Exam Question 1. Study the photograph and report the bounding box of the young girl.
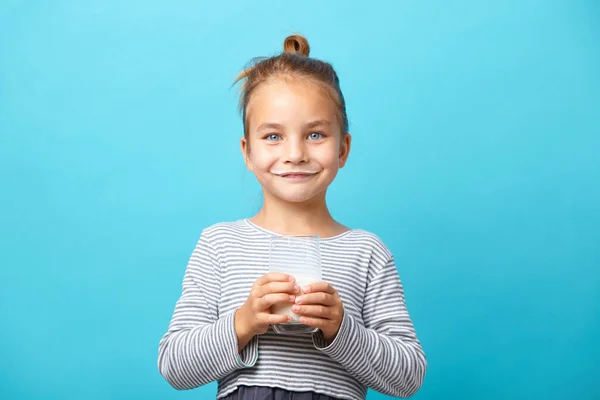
[158,35,427,400]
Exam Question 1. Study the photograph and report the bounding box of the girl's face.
[241,78,351,204]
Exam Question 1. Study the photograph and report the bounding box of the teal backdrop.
[1,1,599,399]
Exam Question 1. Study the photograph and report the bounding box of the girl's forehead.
[252,79,330,104]
[247,79,337,127]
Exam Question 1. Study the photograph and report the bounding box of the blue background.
[1,1,599,399]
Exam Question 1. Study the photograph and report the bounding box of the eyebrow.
[256,119,331,132]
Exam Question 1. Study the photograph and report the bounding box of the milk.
[268,234,321,334]
[271,275,319,322]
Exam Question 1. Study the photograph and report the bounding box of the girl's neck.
[249,192,349,238]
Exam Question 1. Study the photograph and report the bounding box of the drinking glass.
[268,234,321,334]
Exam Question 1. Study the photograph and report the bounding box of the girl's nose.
[284,138,308,164]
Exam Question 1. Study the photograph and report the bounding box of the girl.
[158,35,427,400]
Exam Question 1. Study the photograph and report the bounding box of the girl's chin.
[265,189,327,204]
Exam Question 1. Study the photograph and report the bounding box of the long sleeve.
[157,232,258,390]
[313,255,427,398]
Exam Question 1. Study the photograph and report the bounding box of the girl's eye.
[266,134,281,141]
[308,132,323,140]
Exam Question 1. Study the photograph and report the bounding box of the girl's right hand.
[235,273,299,345]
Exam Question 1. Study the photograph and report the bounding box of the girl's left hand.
[291,281,344,343]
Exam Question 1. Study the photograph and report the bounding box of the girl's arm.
[313,256,427,398]
[157,233,258,390]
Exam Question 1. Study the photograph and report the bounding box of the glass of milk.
[269,234,321,334]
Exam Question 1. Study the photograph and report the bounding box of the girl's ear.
[240,137,254,172]
[338,133,352,168]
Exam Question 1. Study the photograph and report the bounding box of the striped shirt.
[157,220,427,399]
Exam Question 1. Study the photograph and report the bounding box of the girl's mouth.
[271,170,319,180]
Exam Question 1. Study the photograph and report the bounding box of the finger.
[257,312,291,326]
[295,292,336,306]
[259,281,300,297]
[298,316,327,328]
[259,293,296,309]
[302,281,336,294]
[292,304,330,319]
[255,272,296,286]
[268,313,292,325]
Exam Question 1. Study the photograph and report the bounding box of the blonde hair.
[233,34,349,141]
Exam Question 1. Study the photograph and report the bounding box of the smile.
[272,171,319,180]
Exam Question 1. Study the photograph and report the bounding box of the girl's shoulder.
[328,228,394,258]
[200,219,249,238]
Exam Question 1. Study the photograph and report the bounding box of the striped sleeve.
[313,255,427,398]
[157,232,258,390]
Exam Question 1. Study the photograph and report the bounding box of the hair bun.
[283,35,310,57]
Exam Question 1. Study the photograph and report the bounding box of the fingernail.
[287,315,292,321]
[289,296,295,302]
[289,276,296,282]
[295,297,302,304]
[294,285,300,293]
[303,286,311,293]
[292,305,300,312]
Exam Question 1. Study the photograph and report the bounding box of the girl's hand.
[291,281,344,343]
[235,273,299,350]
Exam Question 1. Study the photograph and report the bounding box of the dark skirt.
[221,386,339,400]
